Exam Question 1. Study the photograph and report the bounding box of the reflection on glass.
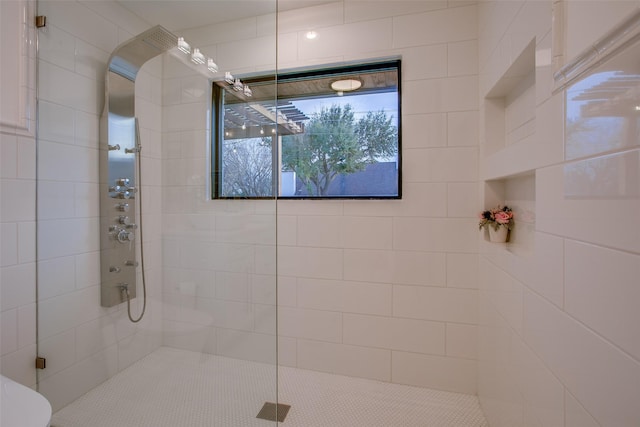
[564,150,640,199]
[565,48,640,161]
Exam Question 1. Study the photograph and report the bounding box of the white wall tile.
[38,61,100,114]
[479,257,523,335]
[278,336,297,368]
[446,253,478,289]
[565,390,600,427]
[277,215,297,246]
[391,250,447,286]
[217,329,276,364]
[38,102,75,144]
[0,134,17,178]
[17,221,36,264]
[0,344,37,387]
[392,351,476,394]
[393,217,478,253]
[38,140,98,183]
[394,285,477,324]
[0,179,36,222]
[16,136,35,180]
[525,232,564,308]
[565,240,640,361]
[38,218,100,260]
[344,313,445,355]
[38,345,118,412]
[278,307,342,343]
[403,76,479,114]
[448,182,478,217]
[38,285,105,339]
[401,44,448,81]
[1,309,18,356]
[403,147,478,182]
[75,316,117,361]
[17,303,36,348]
[448,111,478,146]
[537,152,640,253]
[342,183,447,217]
[297,339,391,382]
[197,298,254,331]
[162,320,216,354]
[0,223,18,267]
[511,335,564,427]
[215,271,249,302]
[37,329,76,379]
[1,262,35,310]
[37,256,75,300]
[277,246,343,280]
[75,251,100,289]
[342,216,393,249]
[74,183,99,217]
[446,323,476,359]
[523,290,640,427]
[37,180,75,219]
[297,216,343,248]
[448,40,478,76]
[75,37,109,81]
[298,18,393,61]
[38,1,118,53]
[297,278,392,316]
[402,113,447,149]
[345,0,447,24]
[393,5,477,48]
[277,2,343,34]
[254,303,276,335]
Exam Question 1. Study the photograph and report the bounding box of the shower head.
[108,25,178,81]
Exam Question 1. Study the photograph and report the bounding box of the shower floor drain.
[256,402,291,422]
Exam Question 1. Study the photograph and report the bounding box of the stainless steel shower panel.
[100,26,177,307]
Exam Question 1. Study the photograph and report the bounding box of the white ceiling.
[117,0,335,32]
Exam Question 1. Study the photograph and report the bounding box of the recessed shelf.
[484,38,536,157]
[482,171,535,251]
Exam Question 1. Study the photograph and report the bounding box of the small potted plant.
[478,205,514,242]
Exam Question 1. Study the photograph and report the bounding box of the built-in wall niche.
[484,38,536,156]
[482,171,535,252]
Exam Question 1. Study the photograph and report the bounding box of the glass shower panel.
[35,0,277,425]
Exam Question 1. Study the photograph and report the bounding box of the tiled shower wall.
[162,1,481,395]
[477,1,640,426]
[0,0,38,388]
[277,1,480,394]
[30,1,164,411]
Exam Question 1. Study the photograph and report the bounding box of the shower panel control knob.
[118,215,130,225]
[115,191,131,199]
[116,229,135,243]
[115,178,130,186]
[116,203,129,212]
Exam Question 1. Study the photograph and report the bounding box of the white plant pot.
[488,226,509,243]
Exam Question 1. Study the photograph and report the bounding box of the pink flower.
[494,211,511,224]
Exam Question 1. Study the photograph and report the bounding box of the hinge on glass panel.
[35,357,46,370]
[35,16,47,28]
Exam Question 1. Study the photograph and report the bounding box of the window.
[212,60,401,199]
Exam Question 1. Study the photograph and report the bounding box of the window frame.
[212,59,402,200]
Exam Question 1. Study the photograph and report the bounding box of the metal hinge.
[35,16,46,28]
[35,357,46,370]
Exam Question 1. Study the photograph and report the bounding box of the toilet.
[1,375,52,427]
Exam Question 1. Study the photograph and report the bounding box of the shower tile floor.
[51,347,488,427]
